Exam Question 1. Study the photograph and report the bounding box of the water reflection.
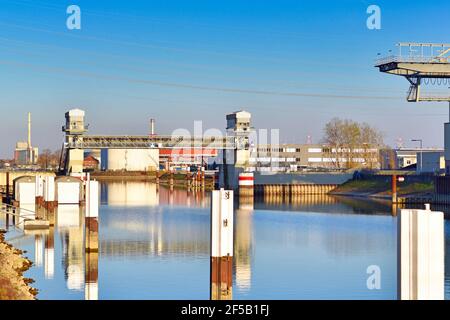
[2,182,450,299]
[85,251,98,300]
[255,194,393,216]
[101,181,209,208]
[56,205,84,289]
[44,227,54,279]
[234,198,254,294]
[34,234,43,267]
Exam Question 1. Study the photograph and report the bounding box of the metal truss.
[67,135,237,150]
[375,43,450,102]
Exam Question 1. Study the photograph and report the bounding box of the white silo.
[107,149,159,171]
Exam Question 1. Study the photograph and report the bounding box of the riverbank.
[0,230,36,300]
[330,175,434,200]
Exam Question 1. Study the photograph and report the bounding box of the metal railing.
[375,55,450,66]
[0,203,36,220]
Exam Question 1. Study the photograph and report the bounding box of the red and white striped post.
[238,172,254,198]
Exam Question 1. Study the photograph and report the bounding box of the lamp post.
[411,139,423,173]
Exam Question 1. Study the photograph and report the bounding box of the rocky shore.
[0,230,37,300]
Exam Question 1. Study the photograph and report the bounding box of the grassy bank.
[0,230,36,300]
[331,176,434,199]
[91,171,156,181]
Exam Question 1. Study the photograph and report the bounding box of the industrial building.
[14,113,38,166]
[380,148,444,171]
[248,143,381,172]
[83,155,100,171]
[417,151,445,174]
[159,148,218,170]
[101,149,159,172]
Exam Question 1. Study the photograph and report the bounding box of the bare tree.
[37,149,61,170]
[322,118,384,169]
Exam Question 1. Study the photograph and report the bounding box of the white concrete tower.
[63,109,87,174]
[221,111,253,190]
[226,110,252,166]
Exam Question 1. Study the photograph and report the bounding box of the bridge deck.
[67,135,237,149]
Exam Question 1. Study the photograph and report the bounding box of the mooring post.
[238,172,254,198]
[392,174,397,204]
[210,188,234,300]
[85,177,99,299]
[6,171,10,204]
[85,179,99,253]
[398,204,444,300]
[35,176,44,206]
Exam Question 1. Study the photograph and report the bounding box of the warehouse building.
[416,150,445,174]
[380,148,444,171]
[248,143,381,172]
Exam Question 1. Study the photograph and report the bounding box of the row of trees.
[322,118,384,169]
[37,149,61,170]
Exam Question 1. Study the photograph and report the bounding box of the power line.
[0,38,414,94]
[0,58,402,100]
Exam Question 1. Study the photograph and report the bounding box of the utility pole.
[411,139,423,173]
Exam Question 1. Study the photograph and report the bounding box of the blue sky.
[0,0,449,157]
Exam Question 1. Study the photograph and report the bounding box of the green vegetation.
[332,177,434,197]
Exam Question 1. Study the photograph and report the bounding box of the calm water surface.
[2,181,450,300]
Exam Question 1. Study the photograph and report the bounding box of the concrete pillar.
[398,205,444,300]
[67,149,84,174]
[210,189,233,300]
[35,176,44,206]
[43,176,56,209]
[85,180,99,253]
